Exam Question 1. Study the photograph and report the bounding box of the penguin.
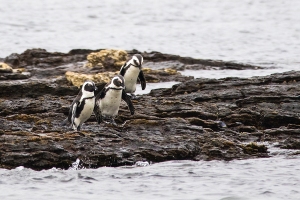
[119,54,146,98]
[63,80,97,131]
[94,75,134,126]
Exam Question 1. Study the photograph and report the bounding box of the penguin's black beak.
[119,81,125,89]
[133,60,140,68]
[94,86,98,91]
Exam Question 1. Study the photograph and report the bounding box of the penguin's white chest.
[75,98,95,126]
[124,67,140,93]
[100,89,122,117]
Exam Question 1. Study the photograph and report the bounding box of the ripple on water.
[1,0,300,74]
[0,156,299,199]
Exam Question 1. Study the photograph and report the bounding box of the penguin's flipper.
[138,70,146,90]
[94,87,108,124]
[119,63,126,76]
[94,96,104,124]
[71,102,78,128]
[93,101,102,124]
[122,89,135,115]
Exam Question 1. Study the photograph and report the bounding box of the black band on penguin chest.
[100,87,123,99]
[109,88,123,91]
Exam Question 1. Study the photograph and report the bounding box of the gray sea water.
[1,0,300,199]
[0,155,299,200]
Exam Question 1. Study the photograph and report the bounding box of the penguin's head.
[112,75,125,89]
[83,80,97,93]
[132,54,143,68]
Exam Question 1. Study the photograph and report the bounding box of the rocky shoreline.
[0,49,299,170]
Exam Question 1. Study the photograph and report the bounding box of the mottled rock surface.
[86,49,128,70]
[0,62,13,73]
[0,49,299,170]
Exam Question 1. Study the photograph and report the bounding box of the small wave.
[135,161,150,167]
[68,158,85,170]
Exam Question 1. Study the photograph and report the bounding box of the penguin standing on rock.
[119,54,146,99]
[94,75,134,126]
[62,81,97,131]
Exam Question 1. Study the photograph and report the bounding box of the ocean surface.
[1,154,300,200]
[1,0,300,199]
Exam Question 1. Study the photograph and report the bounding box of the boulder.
[86,49,128,70]
[0,62,13,73]
[65,71,117,87]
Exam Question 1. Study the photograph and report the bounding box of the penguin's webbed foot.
[129,94,137,100]
[107,118,118,127]
[102,117,114,125]
[111,120,127,128]
[120,121,127,127]
[102,117,125,128]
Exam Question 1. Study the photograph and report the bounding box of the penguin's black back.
[67,90,86,123]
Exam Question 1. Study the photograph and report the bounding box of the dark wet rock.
[142,68,193,83]
[143,60,186,70]
[0,49,299,170]
[241,143,268,154]
[0,63,31,80]
[4,48,98,68]
[3,53,20,67]
[0,72,31,80]
[4,48,100,79]
[280,137,300,149]
[128,50,264,70]
[4,49,264,81]
[0,79,77,98]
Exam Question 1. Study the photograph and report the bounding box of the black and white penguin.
[94,75,134,125]
[119,54,146,98]
[63,80,97,131]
